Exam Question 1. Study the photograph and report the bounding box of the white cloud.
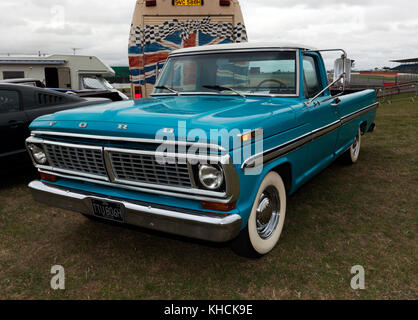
[0,0,417,69]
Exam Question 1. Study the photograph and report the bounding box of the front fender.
[233,155,294,227]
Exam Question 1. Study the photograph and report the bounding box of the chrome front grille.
[109,151,193,188]
[27,133,234,202]
[42,142,193,188]
[44,143,107,177]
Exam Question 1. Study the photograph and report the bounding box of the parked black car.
[0,78,128,102]
[0,83,108,161]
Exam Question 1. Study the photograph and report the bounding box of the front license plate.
[91,199,125,223]
[174,0,202,6]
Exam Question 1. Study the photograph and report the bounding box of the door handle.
[331,97,341,107]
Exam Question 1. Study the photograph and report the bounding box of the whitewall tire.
[231,171,287,257]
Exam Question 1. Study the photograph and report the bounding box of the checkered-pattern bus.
[128,0,247,98]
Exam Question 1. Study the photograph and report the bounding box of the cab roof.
[170,42,316,56]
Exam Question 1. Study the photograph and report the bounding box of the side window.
[303,56,321,98]
[0,90,20,113]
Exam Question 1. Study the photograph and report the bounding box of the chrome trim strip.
[42,140,103,151]
[28,180,242,243]
[242,120,339,169]
[169,48,304,57]
[37,166,110,182]
[242,102,379,169]
[151,92,299,98]
[151,92,220,97]
[31,131,227,153]
[104,147,230,164]
[341,102,379,125]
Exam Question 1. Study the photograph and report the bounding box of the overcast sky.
[0,0,417,70]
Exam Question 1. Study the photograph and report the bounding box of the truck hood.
[30,95,302,149]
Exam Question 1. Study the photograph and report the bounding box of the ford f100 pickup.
[26,43,378,256]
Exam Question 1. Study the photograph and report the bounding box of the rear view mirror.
[333,56,352,84]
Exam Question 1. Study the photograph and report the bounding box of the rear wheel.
[231,171,287,258]
[341,128,362,164]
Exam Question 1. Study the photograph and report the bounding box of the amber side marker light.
[40,172,58,182]
[241,132,252,143]
[202,201,236,212]
[240,128,263,143]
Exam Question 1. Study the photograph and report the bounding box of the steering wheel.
[256,79,288,90]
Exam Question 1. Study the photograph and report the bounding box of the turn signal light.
[220,0,231,6]
[40,172,58,182]
[202,201,236,212]
[240,129,263,143]
[146,0,157,6]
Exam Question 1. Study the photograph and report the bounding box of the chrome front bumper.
[28,181,242,243]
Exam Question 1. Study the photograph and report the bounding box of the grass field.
[0,99,417,300]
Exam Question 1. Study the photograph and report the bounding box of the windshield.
[153,51,297,96]
[81,76,113,90]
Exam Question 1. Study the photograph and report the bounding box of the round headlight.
[28,144,47,165]
[198,164,224,190]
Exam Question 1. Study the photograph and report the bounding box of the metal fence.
[377,82,418,104]
[347,73,418,90]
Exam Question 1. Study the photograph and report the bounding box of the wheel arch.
[270,161,293,194]
[360,120,368,135]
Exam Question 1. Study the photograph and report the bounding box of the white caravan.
[0,54,115,91]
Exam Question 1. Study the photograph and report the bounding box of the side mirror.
[333,57,352,84]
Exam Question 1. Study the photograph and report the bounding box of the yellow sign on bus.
[174,0,202,6]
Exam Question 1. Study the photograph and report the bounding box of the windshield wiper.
[155,86,179,95]
[203,85,246,98]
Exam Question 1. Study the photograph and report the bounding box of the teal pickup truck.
[26,43,378,257]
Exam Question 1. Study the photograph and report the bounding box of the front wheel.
[231,171,287,258]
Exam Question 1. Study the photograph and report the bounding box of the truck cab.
[26,43,378,256]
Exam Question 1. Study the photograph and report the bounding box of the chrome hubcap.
[256,186,280,239]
